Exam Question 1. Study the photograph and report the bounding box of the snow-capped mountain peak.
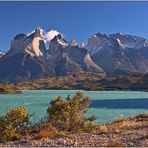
[44,30,61,41]
[34,27,44,38]
[86,32,148,56]
[70,40,78,47]
[110,33,148,49]
[85,32,110,55]
[80,42,85,48]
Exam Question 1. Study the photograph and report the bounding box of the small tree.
[47,91,96,132]
[0,106,30,142]
[4,106,30,135]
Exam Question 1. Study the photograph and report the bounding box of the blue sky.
[0,1,148,51]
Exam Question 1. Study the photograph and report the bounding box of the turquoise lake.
[0,90,148,124]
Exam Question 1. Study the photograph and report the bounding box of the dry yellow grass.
[35,129,56,139]
[106,141,126,147]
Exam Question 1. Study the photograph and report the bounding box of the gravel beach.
[1,115,147,147]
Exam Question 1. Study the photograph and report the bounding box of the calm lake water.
[0,90,148,124]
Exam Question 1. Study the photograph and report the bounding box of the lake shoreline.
[0,114,147,147]
[0,91,147,147]
[21,88,148,92]
[0,84,22,94]
[0,90,148,124]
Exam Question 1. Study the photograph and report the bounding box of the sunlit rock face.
[8,27,46,57]
[0,28,54,82]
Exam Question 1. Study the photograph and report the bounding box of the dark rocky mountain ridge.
[1,28,148,83]
[86,32,148,76]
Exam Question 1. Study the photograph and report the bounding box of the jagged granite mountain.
[0,28,105,83]
[0,28,54,82]
[86,32,148,76]
[1,28,148,83]
[47,34,104,76]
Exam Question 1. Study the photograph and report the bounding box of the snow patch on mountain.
[85,34,109,55]
[86,32,148,56]
[26,30,35,36]
[86,45,103,55]
[111,33,148,49]
[44,30,61,41]
[70,40,78,47]
[80,42,85,48]
[57,38,68,47]
[117,39,121,43]
[0,50,5,58]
